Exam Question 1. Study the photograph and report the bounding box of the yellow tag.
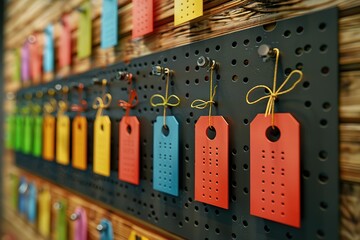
[72,116,88,170]
[43,115,56,161]
[56,115,70,165]
[38,189,51,238]
[174,0,203,26]
[128,231,136,240]
[93,116,111,176]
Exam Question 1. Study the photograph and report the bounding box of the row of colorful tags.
[9,50,303,228]
[10,175,158,240]
[14,0,203,84]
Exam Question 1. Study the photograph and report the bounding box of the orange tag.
[194,116,229,209]
[72,116,88,170]
[56,115,70,165]
[93,116,111,176]
[118,116,140,185]
[59,14,71,68]
[250,113,300,228]
[132,0,153,39]
[43,115,55,161]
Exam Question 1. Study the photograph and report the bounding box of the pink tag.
[29,33,42,83]
[74,207,87,240]
[132,0,154,39]
[21,43,30,83]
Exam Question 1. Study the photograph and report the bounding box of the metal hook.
[152,66,174,76]
[116,71,133,82]
[258,44,276,62]
[96,223,107,232]
[197,56,219,71]
[70,212,80,221]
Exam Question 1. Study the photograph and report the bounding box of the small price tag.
[119,116,140,185]
[18,177,27,215]
[13,48,21,83]
[94,116,111,176]
[21,43,30,83]
[132,0,153,39]
[99,219,113,240]
[29,33,42,82]
[153,116,179,196]
[77,1,92,59]
[10,174,19,210]
[56,115,70,165]
[23,116,34,154]
[27,183,37,223]
[59,14,72,68]
[38,189,51,238]
[5,114,16,149]
[250,113,301,228]
[73,207,87,240]
[194,116,229,209]
[43,115,56,161]
[33,116,43,157]
[55,200,68,240]
[101,0,118,48]
[15,115,24,151]
[174,0,203,26]
[72,116,88,170]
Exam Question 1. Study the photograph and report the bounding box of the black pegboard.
[15,8,339,240]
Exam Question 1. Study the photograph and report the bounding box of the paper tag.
[77,1,92,59]
[43,25,54,73]
[153,116,179,196]
[27,183,37,223]
[29,33,42,83]
[250,113,301,228]
[99,219,114,240]
[56,115,70,165]
[194,116,229,209]
[23,116,34,154]
[101,0,118,48]
[72,116,88,170]
[5,115,16,149]
[94,116,111,176]
[56,200,68,240]
[38,189,51,238]
[119,116,140,185]
[13,48,21,83]
[132,0,153,39]
[43,115,56,161]
[59,14,72,68]
[128,231,149,240]
[73,207,87,240]
[10,174,19,209]
[174,0,203,26]
[18,177,27,214]
[15,115,24,151]
[33,116,43,157]
[21,43,30,83]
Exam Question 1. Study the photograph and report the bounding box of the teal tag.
[33,116,43,157]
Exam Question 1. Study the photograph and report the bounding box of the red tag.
[194,116,229,209]
[59,14,71,68]
[250,113,300,228]
[29,33,42,83]
[118,116,140,185]
[132,0,153,39]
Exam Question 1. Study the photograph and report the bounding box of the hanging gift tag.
[174,0,203,26]
[18,177,27,214]
[28,34,42,82]
[23,116,34,154]
[21,42,30,83]
[100,0,118,48]
[56,115,70,165]
[94,116,111,176]
[5,115,16,149]
[153,116,179,196]
[73,207,87,240]
[99,219,114,240]
[59,14,72,68]
[43,115,56,161]
[55,200,68,240]
[33,116,43,157]
[27,183,37,223]
[118,116,140,185]
[194,116,229,209]
[132,0,153,39]
[77,1,92,59]
[38,189,51,238]
[72,116,88,170]
[15,115,24,151]
[250,113,300,228]
[13,48,21,83]
[10,174,19,209]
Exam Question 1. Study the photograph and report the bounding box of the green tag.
[5,115,16,149]
[15,115,24,151]
[23,116,34,154]
[33,116,43,157]
[13,48,21,83]
[56,200,68,240]
[10,174,19,209]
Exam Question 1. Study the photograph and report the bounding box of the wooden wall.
[2,0,360,239]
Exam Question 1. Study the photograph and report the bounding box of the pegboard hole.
[242,220,248,227]
[266,126,281,142]
[319,150,328,161]
[243,164,249,170]
[232,41,238,48]
[244,145,249,152]
[185,52,189,58]
[194,221,199,227]
[305,101,312,108]
[303,81,310,89]
[303,170,311,179]
[232,215,237,221]
[321,66,329,75]
[319,23,326,31]
[317,229,325,239]
[215,228,220,234]
[195,78,200,85]
[243,187,249,194]
[232,75,239,82]
[185,66,190,72]
[243,59,249,66]
[320,44,328,53]
[231,59,237,66]
[284,30,291,38]
[205,224,209,230]
[264,225,270,233]
[320,119,328,127]
[304,44,312,52]
[205,47,210,53]
[178,222,183,227]
[195,50,199,55]
[286,232,293,239]
[243,39,250,46]
[206,126,216,140]
[243,119,249,125]
[263,22,276,32]
[256,36,262,43]
[231,233,236,239]
[296,62,304,70]
[295,47,303,56]
[318,173,329,184]
[322,102,331,111]
[296,26,304,34]
[172,55,177,61]
[243,77,249,84]
[215,45,221,51]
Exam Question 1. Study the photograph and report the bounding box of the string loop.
[92,93,112,118]
[118,89,139,116]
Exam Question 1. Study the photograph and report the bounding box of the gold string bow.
[150,68,180,126]
[57,101,68,116]
[92,93,112,118]
[246,48,303,127]
[118,89,139,117]
[191,61,217,126]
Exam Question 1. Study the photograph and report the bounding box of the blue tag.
[27,183,37,223]
[153,116,179,196]
[99,219,114,240]
[43,25,54,72]
[101,0,118,49]
[18,177,28,215]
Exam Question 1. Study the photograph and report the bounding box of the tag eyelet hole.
[162,125,169,136]
[266,126,281,142]
[206,126,216,140]
[126,125,132,134]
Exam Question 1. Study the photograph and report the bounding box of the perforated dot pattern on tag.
[153,116,179,196]
[72,116,88,170]
[43,115,55,161]
[132,0,154,39]
[56,115,70,165]
[174,0,203,26]
[119,116,140,185]
[250,113,300,228]
[194,116,229,209]
[93,116,111,176]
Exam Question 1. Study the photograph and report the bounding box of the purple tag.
[21,42,30,82]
